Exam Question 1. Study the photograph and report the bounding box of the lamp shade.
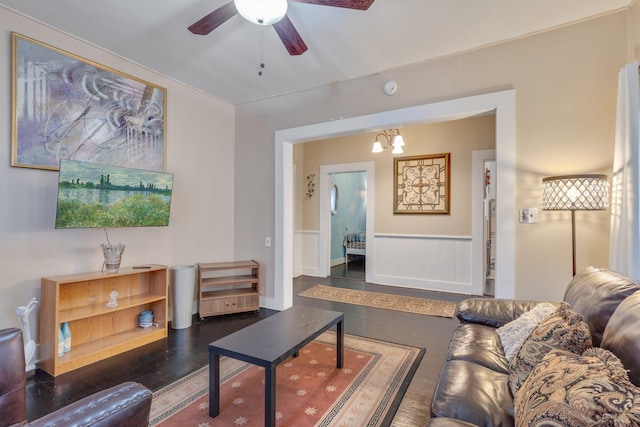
[392,135,405,148]
[372,141,383,153]
[234,0,287,25]
[541,174,609,211]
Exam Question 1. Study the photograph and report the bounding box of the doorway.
[273,90,516,311]
[318,162,374,283]
[328,171,367,281]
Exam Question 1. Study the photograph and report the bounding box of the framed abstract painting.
[394,152,451,214]
[11,32,167,171]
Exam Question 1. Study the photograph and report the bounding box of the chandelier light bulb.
[235,0,288,25]
[392,144,403,154]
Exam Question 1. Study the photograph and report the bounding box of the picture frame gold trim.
[11,32,167,171]
[394,152,451,214]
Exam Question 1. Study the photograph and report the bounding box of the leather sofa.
[0,327,152,427]
[427,266,640,427]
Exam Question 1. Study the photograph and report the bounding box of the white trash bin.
[169,265,196,329]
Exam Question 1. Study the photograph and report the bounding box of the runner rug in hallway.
[149,331,424,427]
[298,284,456,318]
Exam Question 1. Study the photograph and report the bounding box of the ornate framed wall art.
[394,153,450,214]
[11,32,167,171]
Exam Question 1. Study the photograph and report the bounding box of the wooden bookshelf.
[39,265,168,376]
[198,260,260,318]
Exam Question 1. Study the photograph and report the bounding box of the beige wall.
[0,9,235,330]
[630,1,640,59]
[297,116,496,236]
[1,6,634,330]
[235,11,628,302]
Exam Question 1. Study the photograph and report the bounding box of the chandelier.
[371,129,405,154]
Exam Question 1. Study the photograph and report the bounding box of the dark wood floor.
[330,255,366,281]
[26,268,467,426]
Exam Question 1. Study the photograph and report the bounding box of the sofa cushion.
[508,304,592,396]
[563,265,639,346]
[496,302,558,362]
[601,291,640,387]
[447,323,509,373]
[431,360,514,427]
[513,348,640,427]
[456,298,546,328]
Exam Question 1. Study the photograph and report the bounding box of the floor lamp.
[541,174,609,276]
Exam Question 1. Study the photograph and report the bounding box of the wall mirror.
[330,184,339,215]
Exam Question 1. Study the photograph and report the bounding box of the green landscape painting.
[55,160,173,229]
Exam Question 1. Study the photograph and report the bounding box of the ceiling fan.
[188,0,375,56]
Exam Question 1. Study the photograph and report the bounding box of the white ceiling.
[1,0,631,105]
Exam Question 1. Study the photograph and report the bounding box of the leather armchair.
[0,328,152,427]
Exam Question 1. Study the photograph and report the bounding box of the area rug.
[149,331,424,426]
[298,285,456,318]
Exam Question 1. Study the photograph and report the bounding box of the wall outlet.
[519,208,538,224]
[265,237,271,247]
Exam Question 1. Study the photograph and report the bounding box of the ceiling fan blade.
[273,15,308,56]
[188,1,238,35]
[289,0,374,11]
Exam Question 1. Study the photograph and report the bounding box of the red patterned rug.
[149,331,424,426]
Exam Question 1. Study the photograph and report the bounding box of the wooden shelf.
[201,274,259,287]
[199,260,258,270]
[198,260,260,318]
[39,265,168,377]
[201,288,258,300]
[54,326,166,376]
[59,293,167,323]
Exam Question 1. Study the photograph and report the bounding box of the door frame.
[472,149,496,295]
[319,163,374,281]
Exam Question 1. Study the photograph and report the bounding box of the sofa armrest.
[31,382,151,427]
[456,298,553,328]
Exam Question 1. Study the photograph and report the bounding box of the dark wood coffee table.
[208,306,344,427]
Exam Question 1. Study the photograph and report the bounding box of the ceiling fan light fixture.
[234,0,288,25]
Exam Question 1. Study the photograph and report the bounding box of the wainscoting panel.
[296,231,474,294]
[295,230,321,277]
[371,234,473,294]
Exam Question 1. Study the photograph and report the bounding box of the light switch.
[519,208,538,224]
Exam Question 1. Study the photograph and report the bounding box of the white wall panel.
[370,234,474,294]
[296,230,322,277]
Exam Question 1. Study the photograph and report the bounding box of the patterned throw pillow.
[496,302,559,362]
[514,348,640,426]
[508,304,592,396]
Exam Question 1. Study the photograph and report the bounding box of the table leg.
[337,319,344,369]
[209,351,220,418]
[265,364,276,427]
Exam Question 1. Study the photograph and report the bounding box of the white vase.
[169,265,196,329]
